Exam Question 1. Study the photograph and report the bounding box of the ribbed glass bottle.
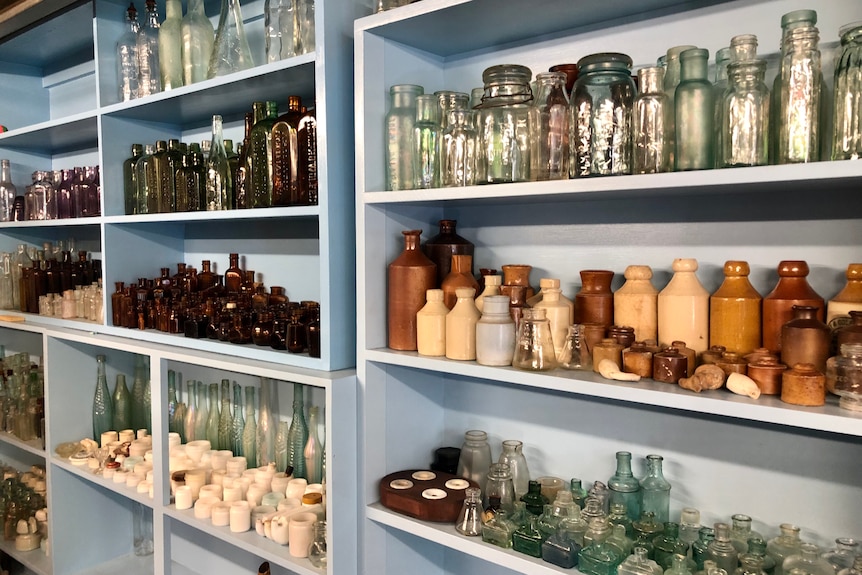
[287,382,309,478]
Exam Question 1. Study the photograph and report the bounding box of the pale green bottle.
[205,383,219,447]
[167,370,179,433]
[675,48,714,171]
[275,420,289,472]
[130,355,148,432]
[181,0,214,85]
[249,101,279,208]
[667,553,695,575]
[92,355,113,441]
[241,385,256,467]
[304,405,323,483]
[609,451,641,521]
[286,382,308,478]
[182,379,196,441]
[217,379,232,451]
[158,0,183,90]
[194,381,208,441]
[230,382,244,456]
[112,374,132,432]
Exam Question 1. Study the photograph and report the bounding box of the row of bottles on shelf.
[123,97,317,215]
[387,222,862,408]
[384,9,862,190]
[0,350,43,446]
[91,355,152,441]
[116,0,314,102]
[0,161,101,222]
[109,254,322,357]
[0,463,47,555]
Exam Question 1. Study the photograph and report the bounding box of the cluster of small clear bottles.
[384,9,862,190]
[0,462,48,552]
[109,254,322,357]
[0,241,102,320]
[0,160,101,222]
[451,437,859,575]
[124,98,317,214]
[0,350,44,446]
[116,0,315,101]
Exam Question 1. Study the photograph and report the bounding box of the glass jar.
[412,94,439,189]
[832,22,862,160]
[721,59,769,167]
[778,25,821,163]
[782,544,834,575]
[440,110,478,187]
[633,66,670,174]
[307,520,327,568]
[826,343,862,410]
[512,307,558,371]
[712,47,731,169]
[530,71,569,180]
[476,64,533,184]
[385,84,424,191]
[484,462,516,513]
[570,53,635,177]
[456,429,492,489]
[498,439,530,499]
[675,48,714,171]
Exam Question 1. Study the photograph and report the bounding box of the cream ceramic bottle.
[827,263,862,330]
[658,258,709,353]
[527,278,574,324]
[475,274,501,313]
[534,288,570,360]
[446,287,481,360]
[416,289,448,356]
[476,295,516,366]
[614,265,659,343]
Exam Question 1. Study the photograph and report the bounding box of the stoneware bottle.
[424,219,475,287]
[446,287,481,360]
[476,295,516,366]
[709,261,762,356]
[781,363,826,406]
[441,254,479,310]
[747,355,786,395]
[528,278,575,324]
[614,265,659,343]
[501,264,535,300]
[575,270,615,328]
[475,274,501,314]
[416,289,448,357]
[780,305,830,373]
[762,260,824,354]
[388,230,436,350]
[658,258,709,353]
[827,263,862,330]
[534,288,571,360]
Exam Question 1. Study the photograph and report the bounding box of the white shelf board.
[164,506,322,575]
[73,552,153,575]
[102,206,320,224]
[3,314,102,333]
[365,348,862,437]
[50,456,155,508]
[362,161,862,206]
[367,502,563,575]
[0,112,99,154]
[355,0,731,57]
[0,432,45,458]
[0,536,51,575]
[0,218,101,229]
[0,2,92,69]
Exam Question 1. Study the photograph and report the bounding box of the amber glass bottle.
[298,106,318,205]
[271,95,304,206]
[224,253,243,293]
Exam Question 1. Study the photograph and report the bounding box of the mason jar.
[570,53,636,177]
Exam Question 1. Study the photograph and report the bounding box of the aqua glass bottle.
[668,553,695,575]
[183,379,197,441]
[694,528,716,571]
[663,44,697,169]
[112,373,132,432]
[385,84,424,191]
[166,370,179,434]
[580,534,623,575]
[275,420,289,472]
[116,3,141,102]
[286,382,308,478]
[709,523,740,575]
[249,101,278,208]
[634,511,664,559]
[571,478,588,509]
[181,0,214,85]
[205,115,233,211]
[619,547,663,575]
[640,454,671,523]
[208,0,254,79]
[767,524,802,575]
[609,451,641,521]
[194,381,208,441]
[230,382,244,456]
[498,439,530,499]
[560,499,590,547]
[730,514,763,555]
[675,48,713,170]
[712,47,731,168]
[655,523,691,569]
[304,405,323,483]
[482,509,517,549]
[205,383,219,446]
[92,355,113,440]
[608,523,634,557]
[512,514,545,558]
[412,94,439,189]
[745,538,775,575]
[137,0,162,97]
[256,377,276,467]
[130,355,148,432]
[609,502,634,538]
[217,379,231,450]
[158,0,183,90]
[241,385,256,466]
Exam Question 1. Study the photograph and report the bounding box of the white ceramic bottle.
[416,289,448,356]
[446,287,481,360]
[476,295,516,366]
[658,258,709,353]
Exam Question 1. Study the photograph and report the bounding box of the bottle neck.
[0,161,10,182]
[681,57,708,81]
[165,0,181,18]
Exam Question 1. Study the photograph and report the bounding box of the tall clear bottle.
[167,370,179,434]
[241,385,256,465]
[217,379,232,451]
[257,377,276,467]
[675,48,714,170]
[0,160,16,223]
[158,0,183,90]
[249,101,278,207]
[208,0,254,79]
[530,71,569,180]
[721,59,769,167]
[92,355,113,440]
[287,382,309,478]
[385,84,424,191]
[264,0,294,62]
[112,374,132,432]
[664,45,697,168]
[183,379,197,441]
[194,380,208,441]
[412,95,439,189]
[205,383,219,447]
[137,0,162,97]
[295,0,315,56]
[304,405,322,483]
[640,454,671,523]
[633,66,670,174]
[181,0,214,85]
[116,3,141,102]
[0,254,13,309]
[439,109,477,187]
[230,382,244,456]
[205,115,233,211]
[12,244,30,312]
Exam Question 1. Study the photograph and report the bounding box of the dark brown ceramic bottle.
[762,260,824,354]
[441,254,479,309]
[575,270,614,328]
[423,219,474,287]
[780,305,830,373]
[388,230,437,351]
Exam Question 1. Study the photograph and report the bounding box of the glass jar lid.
[482,64,532,86]
[576,52,633,74]
[781,9,817,29]
[839,21,862,42]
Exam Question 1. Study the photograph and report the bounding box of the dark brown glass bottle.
[198,260,217,292]
[241,270,256,295]
[229,312,252,344]
[270,309,288,350]
[60,250,73,292]
[307,304,321,358]
[224,253,243,293]
[27,259,45,313]
[298,106,318,205]
[269,286,288,306]
[287,307,307,353]
[252,286,269,309]
[75,251,93,286]
[271,96,304,207]
[112,282,126,326]
[252,311,274,346]
[423,219,474,287]
[234,112,254,209]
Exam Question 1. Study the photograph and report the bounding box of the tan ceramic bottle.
[658,258,709,353]
[475,274,501,314]
[534,288,570,360]
[709,261,762,356]
[416,289,448,357]
[827,263,862,330]
[614,265,658,343]
[446,287,481,360]
[527,278,574,324]
[441,254,479,309]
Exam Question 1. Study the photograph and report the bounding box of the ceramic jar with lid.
[781,363,826,406]
[762,260,824,354]
[575,270,614,328]
[780,305,830,373]
[701,345,727,365]
[592,338,624,373]
[614,265,659,343]
[715,352,748,377]
[709,261,762,355]
[653,347,688,384]
[388,230,437,350]
[671,340,697,377]
[658,258,709,353]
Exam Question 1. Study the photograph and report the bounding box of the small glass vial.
[530,71,569,180]
[633,66,671,174]
[721,60,769,167]
[475,295,516,366]
[560,323,592,370]
[675,48,714,171]
[307,521,327,568]
[455,487,483,536]
[412,94,439,189]
[513,307,558,371]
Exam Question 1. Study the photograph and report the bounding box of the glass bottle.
[530,71,569,180]
[483,462,516,514]
[424,219,474,286]
[782,544,833,575]
[0,254,13,309]
[498,439,529,499]
[0,160,16,223]
[476,64,533,183]
[513,307,558,371]
[640,454,671,523]
[271,95,303,206]
[539,491,574,538]
[543,526,582,568]
[208,0,254,78]
[385,84,424,191]
[295,0,314,55]
[233,112,254,208]
[304,405,322,483]
[457,429,492,490]
[712,47,731,169]
[181,0,214,85]
[250,101,278,208]
[159,0,183,90]
[694,528,717,570]
[135,144,156,215]
[204,383,219,446]
[675,48,714,170]
[482,509,517,549]
[307,520,326,569]
[828,341,862,410]
[619,547,664,575]
[580,527,623,575]
[166,370,179,434]
[585,515,614,548]
[609,502,634,538]
[297,106,318,205]
[709,523,740,575]
[560,323,592,370]
[679,507,701,548]
[137,0,161,97]
[512,515,544,557]
[838,557,862,575]
[274,419,288,472]
[745,538,776,575]
[768,524,803,575]
[205,115,232,211]
[193,380,208,441]
[560,498,590,545]
[570,53,636,177]
[729,514,763,555]
[777,22,821,164]
[255,377,276,467]
[112,373,132,432]
[608,451,641,522]
[822,539,859,572]
[285,382,307,477]
[183,379,197,442]
[133,503,154,556]
[241,385,257,466]
[412,94,439,189]
[151,140,174,213]
[584,490,609,520]
[131,355,148,432]
[832,23,862,160]
[439,109,477,187]
[633,66,671,174]
[655,523,691,569]
[92,355,113,440]
[720,59,769,168]
[534,288,569,360]
[664,45,697,169]
[122,145,143,215]
[225,382,242,455]
[521,479,549,516]
[116,3,141,102]
[669,554,696,575]
[216,379,231,450]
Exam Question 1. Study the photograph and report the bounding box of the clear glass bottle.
[208,0,254,78]
[217,379,232,450]
[131,355,148,432]
[560,498,590,546]
[181,0,215,85]
[608,451,641,522]
[254,377,275,467]
[679,507,702,548]
[457,429,492,490]
[295,0,315,56]
[482,508,517,549]
[158,0,183,90]
[116,3,141,102]
[476,64,533,183]
[633,66,670,174]
[668,553,695,575]
[826,343,862,411]
[777,21,821,164]
[249,101,279,208]
[570,53,636,177]
[0,254,13,309]
[241,385,256,466]
[0,160,15,223]
[620,547,664,575]
[767,524,803,575]
[183,379,197,442]
[694,528,717,570]
[133,503,154,556]
[712,47,731,169]
[640,454,671,524]
[730,514,763,555]
[832,23,862,160]
[664,45,697,169]
[137,0,161,97]
[530,71,569,180]
[264,0,294,62]
[782,544,834,575]
[720,59,769,167]
[167,370,180,435]
[194,380,208,441]
[412,94,439,189]
[838,556,862,575]
[539,491,573,538]
[823,538,859,572]
[385,84,424,191]
[675,48,714,171]
[709,523,740,575]
[439,109,477,187]
[498,439,529,499]
[275,419,288,472]
[655,523,691,569]
[112,373,132,432]
[92,354,113,440]
[286,382,308,477]
[609,502,634,538]
[205,115,233,211]
[745,538,776,575]
[484,462,516,513]
[560,323,592,370]
[307,520,326,568]
[513,307,558,371]
[304,405,323,483]
[455,486,483,536]
[205,383,220,447]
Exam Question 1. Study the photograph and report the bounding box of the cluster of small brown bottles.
[109,253,321,357]
[19,249,101,315]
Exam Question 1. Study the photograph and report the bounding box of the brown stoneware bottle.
[780,305,830,373]
[441,254,480,310]
[762,260,824,354]
[423,219,475,287]
[388,230,437,351]
[575,270,614,328]
[710,261,762,356]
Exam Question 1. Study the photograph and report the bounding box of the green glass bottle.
[634,511,664,559]
[194,380,208,441]
[241,385,256,467]
[286,382,308,478]
[482,509,517,549]
[570,477,588,509]
[123,144,143,215]
[183,379,197,442]
[205,115,233,211]
[521,480,549,515]
[130,355,148,432]
[205,383,219,447]
[694,528,716,571]
[230,382,244,456]
[640,454,671,523]
[174,153,195,212]
[112,373,132,432]
[745,538,776,575]
[217,379,232,450]
[92,354,113,440]
[234,112,254,209]
[609,502,634,538]
[150,140,171,213]
[181,0,214,85]
[271,95,304,206]
[579,534,623,575]
[675,48,714,171]
[512,514,545,558]
[609,451,641,521]
[654,522,691,569]
[249,101,278,208]
[167,370,178,433]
